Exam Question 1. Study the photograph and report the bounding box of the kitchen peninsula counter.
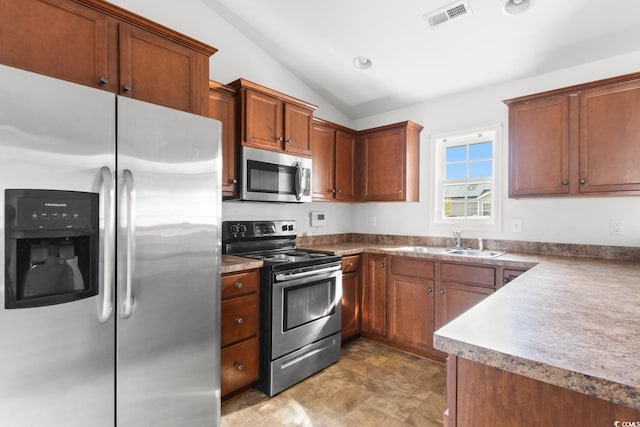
[299,241,640,412]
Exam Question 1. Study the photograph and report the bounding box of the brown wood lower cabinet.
[221,338,259,398]
[362,253,387,338]
[341,255,361,342]
[445,355,640,427]
[388,257,435,354]
[360,255,522,361]
[220,269,260,398]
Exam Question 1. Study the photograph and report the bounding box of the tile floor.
[221,339,447,426]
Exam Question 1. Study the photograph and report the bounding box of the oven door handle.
[275,264,341,282]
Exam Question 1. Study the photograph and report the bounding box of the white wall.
[106,1,640,246]
[351,50,640,246]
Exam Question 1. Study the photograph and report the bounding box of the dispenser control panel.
[17,197,92,230]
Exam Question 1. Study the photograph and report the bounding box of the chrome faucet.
[453,231,461,249]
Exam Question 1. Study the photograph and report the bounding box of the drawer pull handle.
[234,282,243,289]
[234,362,244,371]
[234,316,244,324]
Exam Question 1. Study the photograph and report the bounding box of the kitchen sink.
[385,246,506,258]
[388,246,453,254]
[446,249,505,258]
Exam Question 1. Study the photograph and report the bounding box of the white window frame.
[432,124,502,232]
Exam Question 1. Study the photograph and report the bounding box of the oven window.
[247,160,295,195]
[283,277,336,331]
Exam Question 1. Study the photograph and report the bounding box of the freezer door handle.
[99,166,115,323]
[121,168,136,319]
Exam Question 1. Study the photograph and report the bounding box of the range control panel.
[223,220,295,240]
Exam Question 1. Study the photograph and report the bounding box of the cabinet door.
[362,254,387,337]
[388,274,434,353]
[435,282,493,330]
[0,0,112,90]
[209,86,237,197]
[118,23,208,114]
[334,130,357,201]
[341,271,361,342]
[579,80,640,193]
[508,96,570,197]
[361,127,406,201]
[501,268,528,287]
[311,122,336,200]
[243,89,283,150]
[284,102,313,156]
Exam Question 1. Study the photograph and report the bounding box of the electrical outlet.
[611,219,624,235]
[511,218,522,233]
[369,216,377,227]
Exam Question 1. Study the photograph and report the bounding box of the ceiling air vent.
[424,0,473,28]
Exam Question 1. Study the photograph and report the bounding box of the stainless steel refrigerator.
[0,64,222,426]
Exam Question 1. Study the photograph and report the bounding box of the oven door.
[240,146,311,203]
[271,263,342,359]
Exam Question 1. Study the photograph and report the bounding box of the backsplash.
[296,233,640,262]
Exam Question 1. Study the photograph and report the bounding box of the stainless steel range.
[222,220,342,396]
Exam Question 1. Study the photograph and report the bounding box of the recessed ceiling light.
[503,0,533,15]
[353,56,372,70]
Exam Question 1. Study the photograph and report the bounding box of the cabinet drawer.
[221,337,259,397]
[221,294,258,347]
[222,270,259,299]
[391,257,434,279]
[440,263,495,287]
[342,255,361,273]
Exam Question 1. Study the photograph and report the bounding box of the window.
[433,126,501,229]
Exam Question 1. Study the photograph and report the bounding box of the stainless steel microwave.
[240,146,312,203]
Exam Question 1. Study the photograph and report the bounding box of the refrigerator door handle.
[99,166,115,323]
[121,168,136,319]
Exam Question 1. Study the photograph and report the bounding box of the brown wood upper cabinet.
[0,0,216,115]
[359,121,423,202]
[311,118,357,201]
[209,81,237,197]
[505,72,640,197]
[228,79,317,156]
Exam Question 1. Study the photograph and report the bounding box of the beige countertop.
[299,242,640,410]
[221,255,263,274]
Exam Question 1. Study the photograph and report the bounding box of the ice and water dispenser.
[4,189,99,308]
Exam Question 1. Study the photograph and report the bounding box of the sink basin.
[388,246,453,254]
[386,246,506,258]
[446,249,505,258]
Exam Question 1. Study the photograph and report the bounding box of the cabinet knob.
[503,277,510,283]
[579,178,586,184]
[276,136,284,142]
[97,76,109,86]
[231,178,238,184]
[439,289,445,295]
[329,188,336,193]
[379,262,385,268]
[234,281,243,289]
[428,287,433,293]
[122,84,132,93]
[336,189,342,193]
[398,189,402,193]
[347,262,353,268]
[285,138,291,144]
[234,316,244,324]
[234,362,244,371]
[562,179,569,186]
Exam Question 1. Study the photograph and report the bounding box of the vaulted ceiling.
[203,0,640,118]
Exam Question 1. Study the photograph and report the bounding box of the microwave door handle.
[294,161,303,200]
